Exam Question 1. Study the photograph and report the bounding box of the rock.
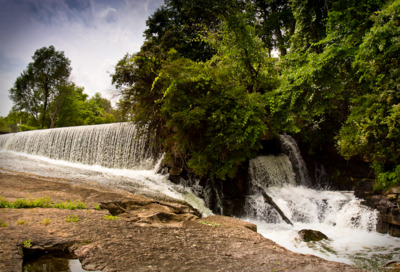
[387,194,399,201]
[385,261,400,272]
[169,167,183,176]
[100,199,201,227]
[387,187,400,194]
[298,229,328,242]
[386,214,400,226]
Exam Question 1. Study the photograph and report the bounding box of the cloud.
[0,0,164,116]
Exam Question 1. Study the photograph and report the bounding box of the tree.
[51,83,89,127]
[9,45,71,128]
[84,93,116,125]
[337,0,400,188]
[113,4,278,179]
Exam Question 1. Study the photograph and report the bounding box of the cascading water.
[244,135,400,271]
[0,123,157,170]
[0,123,212,216]
[279,134,311,187]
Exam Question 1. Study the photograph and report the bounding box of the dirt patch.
[0,169,361,271]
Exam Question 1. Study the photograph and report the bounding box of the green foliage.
[113,0,399,188]
[5,46,117,129]
[155,49,270,179]
[41,218,50,226]
[10,197,52,208]
[199,220,220,227]
[23,239,32,248]
[0,196,86,210]
[0,219,8,227]
[9,45,71,128]
[337,0,400,189]
[65,214,79,222]
[53,200,86,210]
[94,204,101,211]
[372,163,400,191]
[103,215,120,221]
[17,220,27,225]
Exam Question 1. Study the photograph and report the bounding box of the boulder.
[298,229,328,242]
[169,167,183,176]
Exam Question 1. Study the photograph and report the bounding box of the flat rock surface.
[0,169,361,272]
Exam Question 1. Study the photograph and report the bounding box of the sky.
[0,0,164,116]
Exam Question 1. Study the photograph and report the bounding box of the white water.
[246,186,400,271]
[0,123,211,216]
[0,123,156,170]
[279,134,311,186]
[245,153,400,271]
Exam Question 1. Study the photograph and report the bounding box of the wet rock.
[298,229,328,242]
[387,187,400,194]
[100,199,201,227]
[385,260,400,272]
[169,167,183,176]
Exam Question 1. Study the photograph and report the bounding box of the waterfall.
[279,134,311,186]
[0,123,212,216]
[243,135,400,271]
[0,123,158,170]
[249,154,296,188]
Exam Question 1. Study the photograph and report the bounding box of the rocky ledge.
[0,169,361,271]
[355,180,400,237]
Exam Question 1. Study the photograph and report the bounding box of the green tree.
[84,93,116,125]
[52,84,89,127]
[9,45,71,128]
[254,0,295,56]
[113,4,278,179]
[337,0,400,188]
[153,49,269,179]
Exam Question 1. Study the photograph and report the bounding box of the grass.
[104,215,120,221]
[0,219,8,227]
[199,220,220,227]
[23,239,32,248]
[17,220,27,225]
[94,204,101,211]
[65,215,79,222]
[0,196,86,210]
[41,218,50,226]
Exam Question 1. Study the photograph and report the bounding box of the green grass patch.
[53,200,86,210]
[0,219,8,227]
[199,220,220,227]
[41,218,50,226]
[0,196,86,210]
[23,239,32,248]
[65,215,79,222]
[103,215,120,221]
[17,220,27,225]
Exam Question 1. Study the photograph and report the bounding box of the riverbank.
[0,169,361,271]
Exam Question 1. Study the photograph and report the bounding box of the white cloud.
[0,0,164,116]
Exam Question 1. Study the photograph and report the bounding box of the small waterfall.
[0,123,159,170]
[245,135,377,228]
[249,154,296,188]
[279,134,311,186]
[242,135,400,270]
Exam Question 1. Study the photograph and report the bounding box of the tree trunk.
[256,185,293,225]
[41,84,49,128]
[270,2,287,56]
